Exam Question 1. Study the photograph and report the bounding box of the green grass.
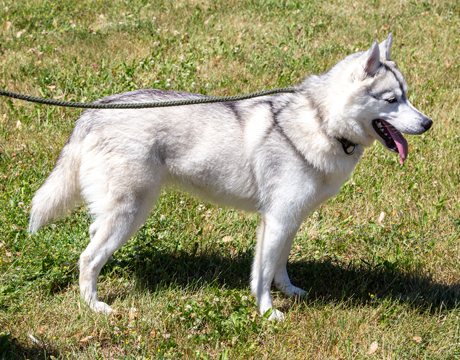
[1,0,460,358]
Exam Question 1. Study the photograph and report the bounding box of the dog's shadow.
[11,246,458,360]
[108,243,460,313]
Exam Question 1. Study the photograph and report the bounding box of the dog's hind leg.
[251,214,301,321]
[273,232,307,299]
[79,190,157,314]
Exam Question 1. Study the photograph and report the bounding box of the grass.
[1,0,460,358]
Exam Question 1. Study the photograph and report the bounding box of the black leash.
[0,87,296,109]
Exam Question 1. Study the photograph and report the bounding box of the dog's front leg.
[250,214,300,321]
[273,232,307,299]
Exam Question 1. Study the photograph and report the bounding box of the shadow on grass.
[0,334,60,360]
[110,244,460,313]
[288,257,460,312]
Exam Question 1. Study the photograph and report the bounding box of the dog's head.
[349,33,432,164]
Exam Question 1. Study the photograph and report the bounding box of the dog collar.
[336,137,357,155]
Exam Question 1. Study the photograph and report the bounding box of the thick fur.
[29,34,432,320]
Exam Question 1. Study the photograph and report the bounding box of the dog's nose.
[422,118,433,131]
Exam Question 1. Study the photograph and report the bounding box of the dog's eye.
[386,98,397,104]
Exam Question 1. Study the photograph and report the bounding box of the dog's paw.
[276,283,307,299]
[268,308,285,322]
[284,285,307,299]
[91,301,113,315]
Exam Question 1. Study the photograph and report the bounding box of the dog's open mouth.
[372,119,408,165]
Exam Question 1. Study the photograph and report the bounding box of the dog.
[29,33,432,320]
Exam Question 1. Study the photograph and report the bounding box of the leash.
[0,86,356,155]
[0,87,296,109]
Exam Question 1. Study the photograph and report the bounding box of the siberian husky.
[29,34,432,320]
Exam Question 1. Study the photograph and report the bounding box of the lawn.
[1,0,460,358]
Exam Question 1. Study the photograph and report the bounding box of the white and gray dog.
[29,34,432,320]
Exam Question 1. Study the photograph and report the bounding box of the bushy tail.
[28,142,81,234]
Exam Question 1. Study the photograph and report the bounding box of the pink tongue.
[386,125,408,165]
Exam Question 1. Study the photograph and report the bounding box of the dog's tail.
[28,140,81,234]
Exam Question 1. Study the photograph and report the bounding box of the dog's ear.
[360,40,380,79]
[379,33,393,60]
